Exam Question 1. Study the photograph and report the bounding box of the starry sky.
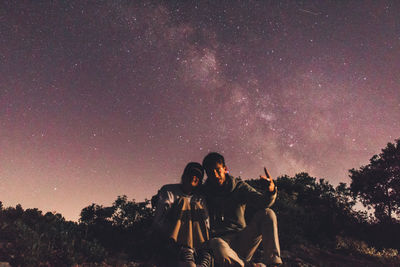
[1,1,399,221]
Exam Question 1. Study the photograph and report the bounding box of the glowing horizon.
[1,1,399,221]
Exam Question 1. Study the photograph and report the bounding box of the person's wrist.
[259,178,271,189]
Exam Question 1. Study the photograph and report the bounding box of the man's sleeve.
[239,180,277,209]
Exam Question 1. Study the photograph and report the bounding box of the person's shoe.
[196,248,212,267]
[266,260,283,267]
[179,246,196,263]
[245,262,266,267]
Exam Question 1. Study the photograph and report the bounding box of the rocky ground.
[1,244,399,267]
[79,245,400,267]
[279,245,399,267]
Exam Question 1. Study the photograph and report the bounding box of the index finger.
[264,167,271,179]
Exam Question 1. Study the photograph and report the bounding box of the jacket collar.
[205,174,237,195]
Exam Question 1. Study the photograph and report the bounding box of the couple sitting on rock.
[152,152,282,267]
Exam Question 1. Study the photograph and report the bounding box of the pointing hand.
[259,167,275,192]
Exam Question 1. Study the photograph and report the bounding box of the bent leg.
[260,208,281,264]
[169,197,193,248]
[232,208,282,265]
[208,237,245,267]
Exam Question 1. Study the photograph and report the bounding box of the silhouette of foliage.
[1,138,400,265]
[79,195,155,261]
[350,139,400,223]
[247,172,365,248]
[0,205,105,266]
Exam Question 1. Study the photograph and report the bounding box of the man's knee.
[265,208,277,221]
[254,208,277,226]
[209,237,229,253]
[208,238,243,266]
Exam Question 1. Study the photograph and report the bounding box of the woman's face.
[183,171,201,188]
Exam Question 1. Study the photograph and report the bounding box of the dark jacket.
[203,174,277,237]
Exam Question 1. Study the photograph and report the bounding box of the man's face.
[207,162,227,186]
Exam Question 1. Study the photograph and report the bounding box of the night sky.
[1,1,399,221]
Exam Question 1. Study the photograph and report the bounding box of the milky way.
[1,1,399,220]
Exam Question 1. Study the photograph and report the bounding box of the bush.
[336,236,399,263]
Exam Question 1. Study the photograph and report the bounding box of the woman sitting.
[152,162,211,267]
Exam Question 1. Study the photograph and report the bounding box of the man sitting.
[202,153,282,267]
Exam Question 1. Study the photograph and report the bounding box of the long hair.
[181,162,204,184]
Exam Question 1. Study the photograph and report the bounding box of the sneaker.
[245,262,266,267]
[179,246,196,263]
[196,249,212,267]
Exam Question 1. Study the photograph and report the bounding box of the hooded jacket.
[153,184,208,233]
[203,174,277,237]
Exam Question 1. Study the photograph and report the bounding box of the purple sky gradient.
[1,1,399,221]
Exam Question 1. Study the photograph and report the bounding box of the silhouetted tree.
[247,172,364,248]
[79,195,154,261]
[350,139,400,223]
[0,204,106,265]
